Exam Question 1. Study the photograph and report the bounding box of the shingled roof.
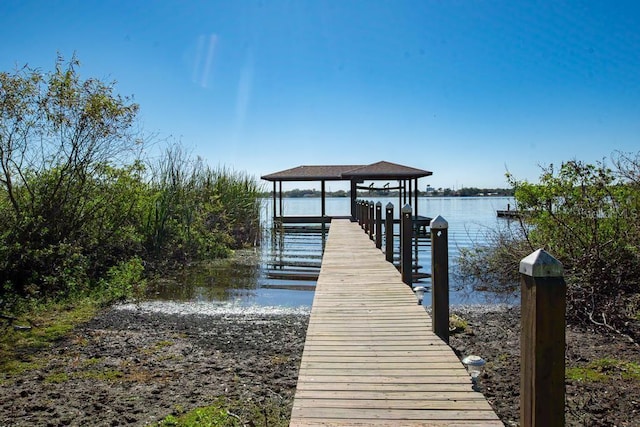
[261,161,432,182]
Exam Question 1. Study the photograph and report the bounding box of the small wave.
[115,300,311,317]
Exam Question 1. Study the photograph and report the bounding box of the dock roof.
[261,161,432,182]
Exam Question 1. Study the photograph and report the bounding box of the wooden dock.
[290,219,501,426]
[496,209,520,219]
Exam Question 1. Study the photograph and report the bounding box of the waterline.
[116,301,311,316]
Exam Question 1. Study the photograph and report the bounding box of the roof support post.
[414,178,419,218]
[279,181,283,220]
[350,180,357,220]
[272,181,277,221]
[321,180,326,218]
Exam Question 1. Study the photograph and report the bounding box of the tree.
[511,157,640,340]
[459,154,640,342]
[0,54,142,299]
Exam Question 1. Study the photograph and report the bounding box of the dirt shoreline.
[1,304,638,426]
[448,305,640,427]
[1,307,309,426]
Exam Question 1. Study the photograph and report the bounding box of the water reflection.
[147,250,262,302]
[143,197,520,308]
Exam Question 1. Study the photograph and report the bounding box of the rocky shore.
[1,303,638,426]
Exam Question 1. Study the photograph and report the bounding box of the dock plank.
[290,220,501,426]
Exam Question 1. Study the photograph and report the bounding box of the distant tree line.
[261,187,513,198]
[0,55,262,312]
[427,187,514,197]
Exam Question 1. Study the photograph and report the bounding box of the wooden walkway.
[290,220,501,426]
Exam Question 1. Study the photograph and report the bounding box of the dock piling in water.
[385,202,394,263]
[375,202,382,249]
[401,204,413,286]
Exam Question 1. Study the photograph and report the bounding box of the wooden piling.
[375,202,382,249]
[401,204,412,286]
[430,215,449,343]
[363,201,369,232]
[368,201,375,240]
[385,203,394,263]
[519,249,566,427]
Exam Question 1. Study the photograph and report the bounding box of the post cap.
[376,201,382,207]
[519,249,564,277]
[401,204,412,214]
[430,215,448,230]
[386,202,394,209]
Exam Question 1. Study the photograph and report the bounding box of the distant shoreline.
[261,188,514,199]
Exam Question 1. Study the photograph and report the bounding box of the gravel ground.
[1,303,638,426]
[449,305,640,427]
[1,305,309,426]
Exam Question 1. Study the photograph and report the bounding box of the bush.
[0,55,263,312]
[97,257,146,303]
[460,152,640,341]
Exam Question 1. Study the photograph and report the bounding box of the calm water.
[145,196,516,311]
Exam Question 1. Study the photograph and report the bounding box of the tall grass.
[0,142,263,312]
[142,145,263,264]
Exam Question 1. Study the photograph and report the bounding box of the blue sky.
[1,1,639,190]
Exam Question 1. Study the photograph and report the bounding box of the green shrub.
[0,55,262,312]
[97,257,146,303]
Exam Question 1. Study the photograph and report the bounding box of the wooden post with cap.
[430,215,449,343]
[375,202,382,249]
[401,204,412,286]
[385,203,394,263]
[368,201,375,240]
[520,249,566,427]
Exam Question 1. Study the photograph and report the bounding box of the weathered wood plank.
[301,355,456,362]
[290,220,500,426]
[295,383,479,392]
[295,375,474,385]
[291,422,501,427]
[298,368,471,377]
[291,407,502,421]
[300,361,464,370]
[292,399,494,410]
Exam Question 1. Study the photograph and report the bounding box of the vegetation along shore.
[0,55,263,315]
[2,55,639,426]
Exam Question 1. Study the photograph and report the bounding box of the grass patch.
[45,372,70,383]
[1,359,45,378]
[0,298,99,376]
[157,397,290,427]
[82,357,103,367]
[143,340,174,355]
[567,358,640,382]
[449,314,468,334]
[270,355,290,365]
[158,401,238,427]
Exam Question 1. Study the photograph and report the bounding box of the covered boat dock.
[261,161,433,222]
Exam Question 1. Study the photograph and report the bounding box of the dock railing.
[353,199,568,427]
